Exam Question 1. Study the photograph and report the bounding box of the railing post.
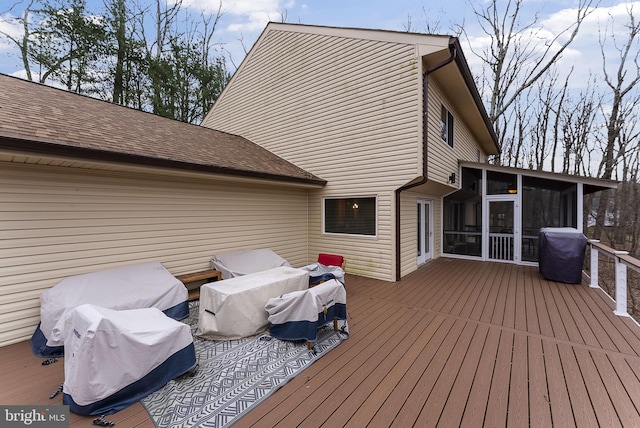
[614,251,630,317]
[589,240,599,288]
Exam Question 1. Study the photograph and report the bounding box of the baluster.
[589,240,599,288]
[614,251,630,317]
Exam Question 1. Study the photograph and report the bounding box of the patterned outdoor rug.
[142,301,348,427]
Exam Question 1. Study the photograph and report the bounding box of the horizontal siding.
[204,29,425,280]
[204,29,422,188]
[427,79,486,185]
[0,162,310,347]
[307,190,393,281]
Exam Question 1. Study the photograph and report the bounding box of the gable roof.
[0,74,325,186]
[208,23,499,156]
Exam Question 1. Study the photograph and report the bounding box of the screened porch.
[443,163,616,264]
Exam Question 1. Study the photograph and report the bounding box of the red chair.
[317,253,345,268]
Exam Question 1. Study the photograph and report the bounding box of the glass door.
[486,199,516,262]
[417,200,432,265]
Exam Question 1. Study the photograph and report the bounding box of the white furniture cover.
[210,248,291,279]
[300,262,346,285]
[62,304,196,416]
[31,261,188,357]
[197,266,308,340]
[266,279,347,343]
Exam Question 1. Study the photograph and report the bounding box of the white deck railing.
[588,240,640,318]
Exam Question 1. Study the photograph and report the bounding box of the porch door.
[417,200,432,265]
[486,198,518,262]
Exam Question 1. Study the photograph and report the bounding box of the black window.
[440,105,454,148]
[324,197,376,236]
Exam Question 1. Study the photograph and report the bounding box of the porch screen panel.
[443,168,482,257]
[487,171,517,195]
[521,176,577,262]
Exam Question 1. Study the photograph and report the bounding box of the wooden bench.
[175,269,222,301]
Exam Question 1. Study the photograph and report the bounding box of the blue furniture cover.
[299,262,345,286]
[30,262,189,357]
[265,279,347,344]
[61,304,196,416]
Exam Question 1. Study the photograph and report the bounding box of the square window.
[324,197,376,236]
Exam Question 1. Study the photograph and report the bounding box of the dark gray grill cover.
[538,227,587,284]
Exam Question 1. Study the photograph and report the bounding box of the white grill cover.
[197,266,308,340]
[210,248,290,279]
[42,262,188,348]
[62,304,194,407]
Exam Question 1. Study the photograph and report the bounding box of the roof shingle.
[0,74,325,185]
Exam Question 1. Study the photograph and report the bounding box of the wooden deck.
[3,258,640,427]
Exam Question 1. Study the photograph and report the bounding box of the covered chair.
[30,261,189,357]
[62,304,196,416]
[299,262,345,286]
[265,279,347,349]
[210,248,290,279]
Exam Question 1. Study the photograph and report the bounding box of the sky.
[1,0,638,84]
[176,0,640,82]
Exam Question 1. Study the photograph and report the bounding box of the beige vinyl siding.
[205,29,422,187]
[306,190,393,280]
[427,80,488,186]
[0,162,309,347]
[204,29,427,281]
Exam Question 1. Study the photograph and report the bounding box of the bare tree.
[597,7,640,181]
[462,0,595,153]
[593,5,640,240]
[559,75,599,176]
[530,71,562,171]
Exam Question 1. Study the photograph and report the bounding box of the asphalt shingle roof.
[0,74,325,185]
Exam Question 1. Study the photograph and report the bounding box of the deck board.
[3,259,640,427]
[342,312,446,427]
[358,316,458,428]
[589,352,638,426]
[574,348,621,427]
[432,323,489,427]
[558,343,599,426]
[416,322,479,427]
[483,330,513,427]
[507,333,529,427]
[458,327,500,427]
[287,307,424,427]
[528,336,553,427]
[543,339,575,427]
[315,310,433,427]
